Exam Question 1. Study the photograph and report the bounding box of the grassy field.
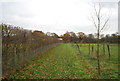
[76,44,118,79]
[9,44,118,79]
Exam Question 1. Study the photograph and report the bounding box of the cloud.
[1,0,118,35]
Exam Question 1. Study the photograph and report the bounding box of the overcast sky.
[0,0,119,35]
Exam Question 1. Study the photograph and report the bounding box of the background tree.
[61,32,71,43]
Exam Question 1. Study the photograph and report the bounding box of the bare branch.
[98,2,101,17]
[93,3,98,18]
[100,18,110,33]
[91,16,97,29]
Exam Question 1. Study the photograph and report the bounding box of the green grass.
[77,43,118,79]
[9,44,118,79]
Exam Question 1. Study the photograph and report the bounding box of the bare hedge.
[1,24,61,76]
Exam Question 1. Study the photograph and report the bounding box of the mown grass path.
[9,44,118,79]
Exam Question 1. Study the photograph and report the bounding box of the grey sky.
[1,0,119,35]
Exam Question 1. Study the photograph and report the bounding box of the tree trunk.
[89,43,90,55]
[107,44,110,60]
[103,44,105,55]
[97,32,101,75]
[97,42,100,75]
[76,43,81,54]
[92,45,94,55]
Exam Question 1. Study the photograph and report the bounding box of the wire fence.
[2,43,61,76]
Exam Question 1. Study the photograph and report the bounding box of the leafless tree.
[91,1,110,75]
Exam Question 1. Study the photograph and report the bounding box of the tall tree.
[91,1,110,75]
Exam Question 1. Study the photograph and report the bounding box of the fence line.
[2,43,61,76]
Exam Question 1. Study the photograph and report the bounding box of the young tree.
[91,1,110,75]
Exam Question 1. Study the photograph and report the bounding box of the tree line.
[1,23,61,77]
[61,31,119,44]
